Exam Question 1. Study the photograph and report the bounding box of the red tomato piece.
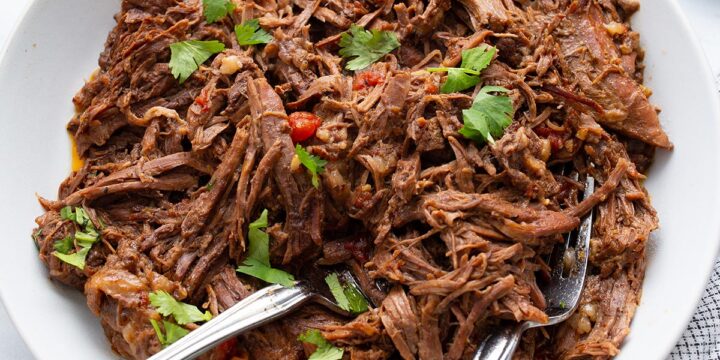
[195,95,210,112]
[211,338,238,360]
[352,71,384,91]
[534,126,564,152]
[288,112,323,143]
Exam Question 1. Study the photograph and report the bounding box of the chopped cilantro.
[338,25,400,71]
[32,229,43,250]
[343,283,369,314]
[427,44,496,93]
[295,145,327,188]
[325,273,350,311]
[53,206,101,270]
[459,86,514,145]
[74,229,99,246]
[203,0,235,24]
[54,247,91,270]
[559,301,567,309]
[150,319,190,347]
[235,19,273,46]
[236,210,296,287]
[298,329,344,360]
[53,236,74,254]
[324,273,369,314]
[169,40,226,84]
[60,206,75,222]
[149,290,212,325]
[460,44,497,72]
[74,207,90,227]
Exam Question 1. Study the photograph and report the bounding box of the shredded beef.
[33,0,667,359]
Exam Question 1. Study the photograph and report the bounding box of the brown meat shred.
[32,0,667,359]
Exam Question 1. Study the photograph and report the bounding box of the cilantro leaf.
[203,0,235,24]
[169,40,226,84]
[149,290,213,325]
[246,209,269,264]
[163,321,190,345]
[325,274,350,311]
[53,206,101,270]
[150,319,190,347]
[150,319,165,344]
[339,25,400,71]
[298,329,344,360]
[53,246,91,270]
[235,19,273,46]
[32,229,43,250]
[60,206,75,222]
[236,210,296,287]
[439,68,481,94]
[236,258,296,287]
[460,44,496,72]
[295,145,327,188]
[344,284,369,314]
[74,207,90,227]
[53,236,74,254]
[427,44,497,94]
[324,273,369,314]
[459,86,514,145]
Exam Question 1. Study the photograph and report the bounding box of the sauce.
[69,132,84,172]
[69,68,99,172]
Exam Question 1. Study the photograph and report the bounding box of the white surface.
[0,1,719,359]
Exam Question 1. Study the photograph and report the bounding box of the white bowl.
[0,0,719,359]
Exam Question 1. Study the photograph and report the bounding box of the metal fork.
[149,268,366,360]
[473,175,596,360]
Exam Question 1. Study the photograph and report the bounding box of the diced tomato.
[343,238,369,263]
[534,126,553,137]
[211,338,238,360]
[195,95,210,112]
[534,126,564,152]
[548,134,563,151]
[353,71,384,91]
[425,84,439,94]
[288,112,323,143]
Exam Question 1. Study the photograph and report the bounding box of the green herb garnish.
[53,206,101,270]
[324,273,369,314]
[298,329,344,360]
[32,229,43,250]
[203,0,235,24]
[295,144,327,188]
[169,40,226,84]
[150,319,190,346]
[339,25,400,71]
[427,44,496,93]
[54,247,92,270]
[459,86,514,145]
[236,210,296,287]
[149,290,212,325]
[235,19,273,46]
[53,235,74,254]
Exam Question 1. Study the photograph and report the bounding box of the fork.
[473,175,596,360]
[149,268,366,360]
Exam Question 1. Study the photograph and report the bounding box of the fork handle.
[473,323,525,360]
[149,283,313,360]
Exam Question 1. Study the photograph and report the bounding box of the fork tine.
[544,163,575,266]
[550,175,595,281]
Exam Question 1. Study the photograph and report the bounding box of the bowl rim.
[640,0,720,356]
[0,0,719,359]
